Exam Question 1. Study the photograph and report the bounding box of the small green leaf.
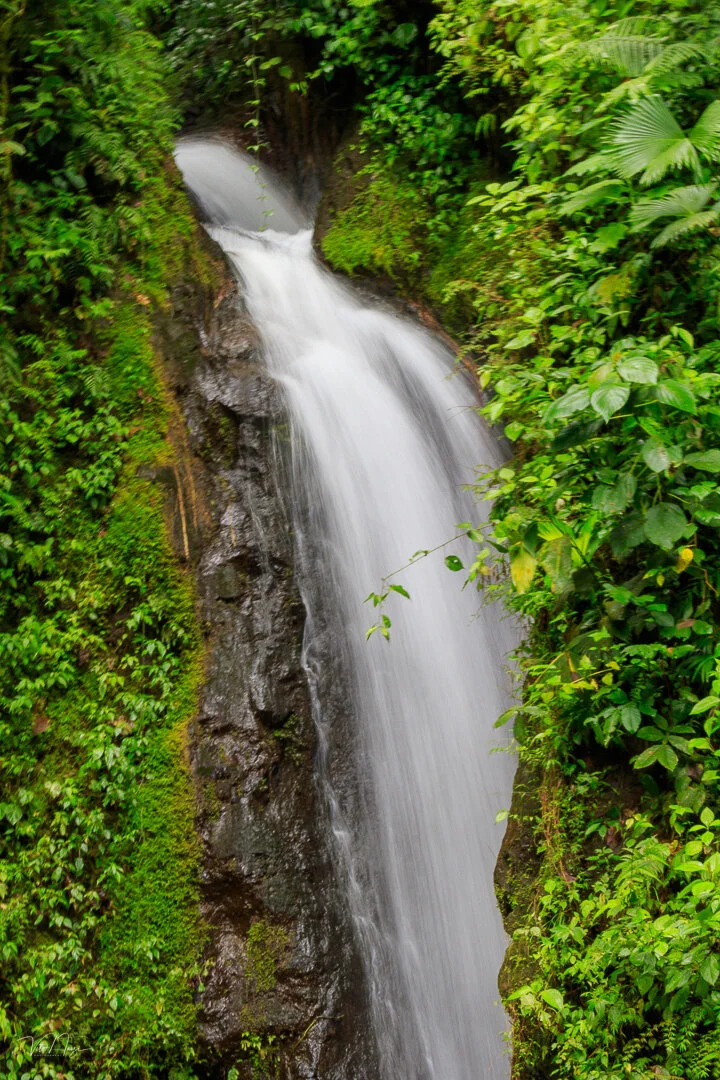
[590,383,630,422]
[445,555,464,572]
[495,809,509,823]
[644,502,688,550]
[389,584,411,599]
[617,356,659,384]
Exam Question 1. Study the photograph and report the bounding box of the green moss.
[321,169,431,281]
[272,713,306,766]
[245,920,291,994]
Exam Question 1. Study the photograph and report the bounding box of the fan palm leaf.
[609,97,700,184]
[587,34,664,77]
[630,183,718,229]
[689,101,720,161]
[644,41,707,76]
[652,208,720,248]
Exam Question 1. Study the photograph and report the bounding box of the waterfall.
[176,136,516,1080]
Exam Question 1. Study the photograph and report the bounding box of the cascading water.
[176,136,517,1080]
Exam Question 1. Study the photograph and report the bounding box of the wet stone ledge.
[154,263,375,1079]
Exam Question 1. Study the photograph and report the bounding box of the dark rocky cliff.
[153,244,376,1078]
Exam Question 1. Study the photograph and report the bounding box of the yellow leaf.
[510,546,537,594]
[675,547,694,573]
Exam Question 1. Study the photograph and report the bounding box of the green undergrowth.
[320,170,432,280]
[1,1,217,1075]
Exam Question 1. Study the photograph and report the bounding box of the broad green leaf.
[656,379,697,413]
[637,725,664,742]
[560,180,626,215]
[644,502,688,549]
[445,555,464,572]
[591,472,636,514]
[633,746,659,769]
[540,988,564,1012]
[540,535,572,591]
[510,546,537,594]
[389,584,411,599]
[690,696,720,715]
[589,222,628,253]
[391,22,418,46]
[692,881,715,898]
[684,449,720,472]
[699,954,720,987]
[590,383,630,422]
[609,511,647,557]
[544,385,590,424]
[620,704,641,733]
[617,355,658,384]
[641,438,671,472]
[505,328,535,350]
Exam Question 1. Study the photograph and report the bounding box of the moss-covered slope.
[0,2,218,1073]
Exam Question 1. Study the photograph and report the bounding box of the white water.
[176,137,516,1080]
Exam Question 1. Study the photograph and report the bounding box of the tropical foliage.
[1,1,209,1075]
[7,0,720,1077]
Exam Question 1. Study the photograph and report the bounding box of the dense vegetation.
[164,1,720,1076]
[6,0,720,1076]
[0,1,212,1075]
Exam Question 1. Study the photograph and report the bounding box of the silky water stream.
[176,136,517,1080]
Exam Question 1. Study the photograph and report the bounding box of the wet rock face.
[158,269,374,1078]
